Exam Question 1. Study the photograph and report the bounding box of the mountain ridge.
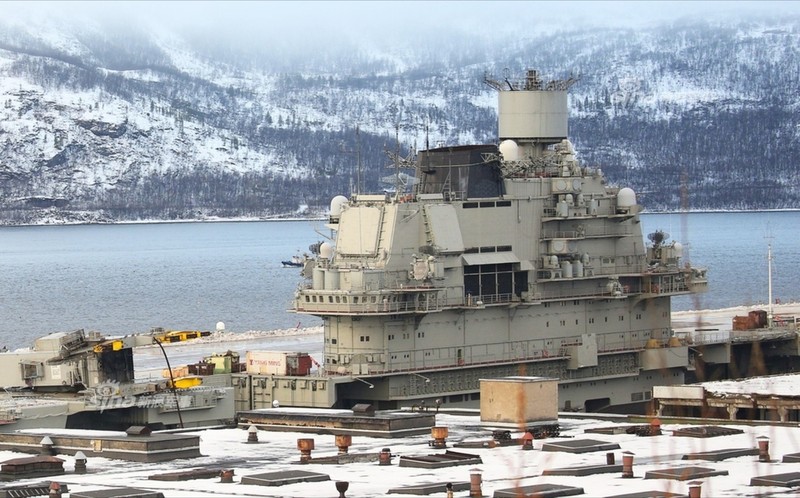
[1,14,798,224]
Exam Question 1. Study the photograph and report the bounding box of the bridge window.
[463,263,522,300]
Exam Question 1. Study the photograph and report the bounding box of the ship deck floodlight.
[353,377,374,389]
[410,372,431,383]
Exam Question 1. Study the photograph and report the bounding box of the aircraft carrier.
[274,69,800,413]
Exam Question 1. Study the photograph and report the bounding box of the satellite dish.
[216,321,225,331]
[648,231,669,245]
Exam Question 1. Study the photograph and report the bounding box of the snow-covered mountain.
[1,11,799,223]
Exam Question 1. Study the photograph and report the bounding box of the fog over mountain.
[0,1,798,224]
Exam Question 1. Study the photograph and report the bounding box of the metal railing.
[541,226,634,239]
[295,293,447,314]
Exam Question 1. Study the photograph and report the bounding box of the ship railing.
[588,264,647,276]
[731,328,798,343]
[294,294,447,314]
[673,330,731,345]
[594,328,673,353]
[447,190,467,201]
[536,272,698,298]
[541,226,634,239]
[535,284,646,301]
[418,183,466,201]
[644,272,698,295]
[675,327,798,346]
[465,293,515,306]
[537,264,646,281]
[772,314,798,327]
[536,288,617,301]
[645,283,692,295]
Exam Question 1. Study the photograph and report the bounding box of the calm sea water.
[0,220,326,349]
[0,212,798,349]
[641,211,800,312]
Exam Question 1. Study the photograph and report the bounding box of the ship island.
[287,69,713,412]
[1,70,799,435]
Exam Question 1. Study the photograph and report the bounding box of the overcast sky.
[2,1,799,44]
[4,1,800,27]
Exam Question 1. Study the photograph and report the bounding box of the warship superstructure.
[287,70,712,411]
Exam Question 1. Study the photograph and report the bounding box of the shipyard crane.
[92,329,210,353]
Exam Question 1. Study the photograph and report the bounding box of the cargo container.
[245,351,312,376]
[732,309,768,330]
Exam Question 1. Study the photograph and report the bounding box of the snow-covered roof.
[8,412,800,497]
[703,374,800,398]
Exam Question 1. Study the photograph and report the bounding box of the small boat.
[281,253,305,268]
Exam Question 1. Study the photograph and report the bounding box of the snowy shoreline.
[3,208,800,228]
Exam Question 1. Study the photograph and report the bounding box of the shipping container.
[245,351,312,376]
[245,351,289,375]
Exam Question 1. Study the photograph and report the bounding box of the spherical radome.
[330,195,348,217]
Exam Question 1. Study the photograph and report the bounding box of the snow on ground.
[133,326,324,377]
[703,375,800,397]
[671,302,800,334]
[7,413,800,497]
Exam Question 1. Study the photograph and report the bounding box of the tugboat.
[282,253,305,268]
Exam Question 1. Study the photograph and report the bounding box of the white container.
[560,261,573,279]
[573,260,584,278]
[245,351,288,375]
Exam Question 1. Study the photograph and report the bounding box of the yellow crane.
[92,329,211,353]
[152,329,211,343]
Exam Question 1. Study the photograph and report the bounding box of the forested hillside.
[0,13,798,224]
